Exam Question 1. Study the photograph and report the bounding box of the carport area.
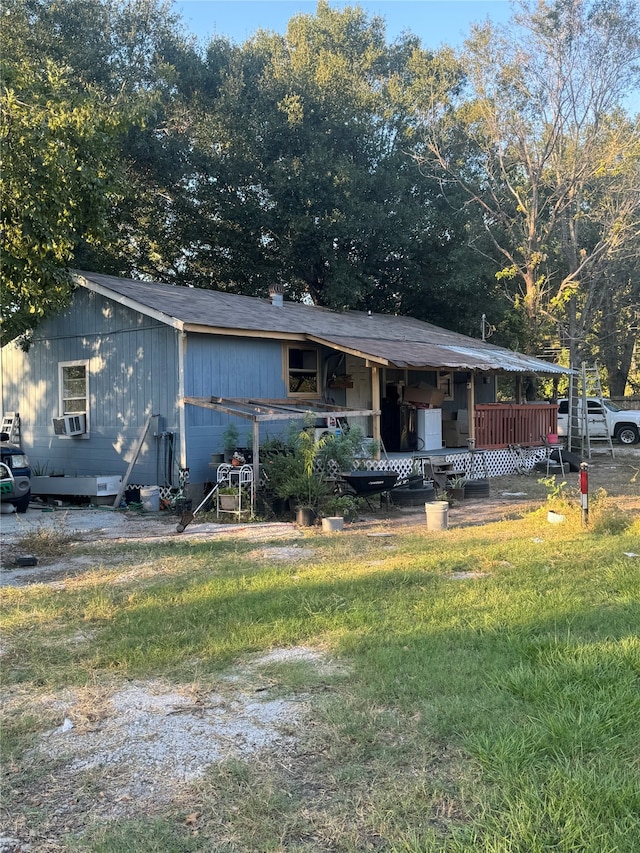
[183,395,380,487]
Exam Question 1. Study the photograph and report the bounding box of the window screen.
[60,363,88,413]
[288,347,319,394]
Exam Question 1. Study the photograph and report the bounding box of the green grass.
[1,509,639,851]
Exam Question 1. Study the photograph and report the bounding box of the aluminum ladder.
[1,412,20,444]
[568,363,614,460]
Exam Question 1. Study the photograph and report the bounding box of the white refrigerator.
[416,408,442,451]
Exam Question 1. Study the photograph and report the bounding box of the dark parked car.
[0,432,31,513]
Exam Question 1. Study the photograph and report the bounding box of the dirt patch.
[2,647,335,847]
[37,684,297,799]
[0,517,303,586]
[250,545,317,562]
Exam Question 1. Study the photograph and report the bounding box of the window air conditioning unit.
[314,426,338,442]
[52,413,87,436]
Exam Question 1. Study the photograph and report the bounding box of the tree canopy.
[1,0,137,342]
[414,0,640,377]
[0,0,189,344]
[2,0,638,392]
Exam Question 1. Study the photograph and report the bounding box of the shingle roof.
[74,271,568,375]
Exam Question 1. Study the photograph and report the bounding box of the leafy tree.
[415,0,640,373]
[0,0,507,347]
[67,0,208,280]
[0,0,189,344]
[589,253,640,395]
[1,12,128,343]
[164,1,501,331]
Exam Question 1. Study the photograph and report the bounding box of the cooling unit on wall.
[52,413,87,436]
[313,426,338,442]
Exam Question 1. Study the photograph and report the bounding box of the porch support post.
[178,330,187,472]
[252,419,260,491]
[371,365,381,459]
[467,374,476,442]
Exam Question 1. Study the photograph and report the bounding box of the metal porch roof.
[307,335,570,375]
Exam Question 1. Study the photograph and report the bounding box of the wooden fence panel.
[474,403,558,449]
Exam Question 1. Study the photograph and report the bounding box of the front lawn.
[1,505,639,851]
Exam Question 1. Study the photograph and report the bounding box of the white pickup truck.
[557,398,640,445]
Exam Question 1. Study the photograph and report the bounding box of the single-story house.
[1,271,568,500]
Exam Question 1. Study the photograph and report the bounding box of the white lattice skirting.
[348,448,547,480]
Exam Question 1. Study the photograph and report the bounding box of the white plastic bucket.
[425,500,449,531]
[547,510,566,524]
[322,516,344,533]
[141,485,160,512]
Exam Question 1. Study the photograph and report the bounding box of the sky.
[172,0,639,113]
[171,0,513,48]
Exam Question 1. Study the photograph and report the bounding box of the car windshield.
[603,399,622,412]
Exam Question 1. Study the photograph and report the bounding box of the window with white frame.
[286,346,319,395]
[59,361,89,414]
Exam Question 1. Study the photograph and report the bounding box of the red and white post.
[580,462,589,527]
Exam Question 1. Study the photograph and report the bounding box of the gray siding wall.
[184,332,288,484]
[1,288,179,485]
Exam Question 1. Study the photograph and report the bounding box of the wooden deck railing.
[474,403,558,449]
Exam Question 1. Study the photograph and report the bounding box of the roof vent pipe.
[269,284,284,307]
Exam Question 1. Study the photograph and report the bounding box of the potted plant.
[266,424,327,525]
[259,436,290,516]
[320,493,362,523]
[218,485,240,511]
[538,474,569,523]
[218,484,253,513]
[284,463,325,525]
[407,459,424,489]
[230,450,245,467]
[446,476,466,502]
[292,429,326,525]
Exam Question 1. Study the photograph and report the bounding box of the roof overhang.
[305,334,570,375]
[183,324,306,342]
[305,334,388,366]
[73,272,185,332]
